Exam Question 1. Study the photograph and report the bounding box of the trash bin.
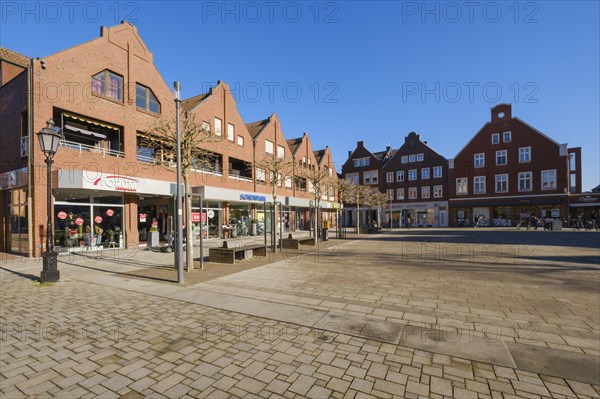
[321,228,329,241]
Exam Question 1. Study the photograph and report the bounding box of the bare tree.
[254,154,295,251]
[301,165,336,245]
[335,178,355,236]
[143,112,222,270]
[369,191,389,228]
[349,184,371,235]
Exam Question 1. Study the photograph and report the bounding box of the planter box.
[148,231,160,248]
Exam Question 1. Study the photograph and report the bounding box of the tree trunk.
[184,177,194,271]
[314,202,319,245]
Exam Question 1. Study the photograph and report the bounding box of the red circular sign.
[106,209,114,217]
[75,218,84,226]
[57,211,67,220]
[94,216,102,223]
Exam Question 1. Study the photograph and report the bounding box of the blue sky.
[2,1,599,190]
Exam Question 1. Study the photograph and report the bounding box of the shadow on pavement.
[0,266,41,282]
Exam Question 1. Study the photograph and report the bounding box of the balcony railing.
[20,136,28,157]
[61,140,124,158]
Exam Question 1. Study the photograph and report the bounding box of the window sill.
[136,107,160,117]
[92,92,124,105]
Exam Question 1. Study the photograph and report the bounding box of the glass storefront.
[492,206,512,226]
[229,204,251,237]
[473,207,490,226]
[54,191,124,252]
[6,189,29,255]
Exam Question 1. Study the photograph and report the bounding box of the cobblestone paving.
[195,230,600,356]
[1,270,599,398]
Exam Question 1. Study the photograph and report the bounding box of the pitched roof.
[245,118,269,139]
[373,149,397,163]
[181,91,211,112]
[0,47,30,67]
[313,149,326,164]
[286,137,303,155]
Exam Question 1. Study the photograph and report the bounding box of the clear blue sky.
[2,1,598,190]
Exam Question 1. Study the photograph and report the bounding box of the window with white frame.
[541,169,557,190]
[364,170,378,185]
[265,140,274,154]
[409,154,416,162]
[495,174,508,193]
[433,185,443,198]
[408,169,417,181]
[353,157,370,168]
[421,168,430,179]
[417,153,424,161]
[256,168,265,183]
[456,177,468,195]
[237,136,244,146]
[227,123,235,141]
[433,166,442,178]
[214,118,222,136]
[474,176,486,194]
[396,170,404,181]
[496,150,507,165]
[518,172,532,191]
[386,189,394,200]
[492,133,500,144]
[397,188,405,200]
[503,131,511,142]
[408,187,417,199]
[421,186,430,199]
[401,156,408,164]
[519,146,531,163]
[474,153,485,168]
[202,121,210,132]
[285,176,292,188]
[346,173,359,185]
[277,145,284,159]
[302,156,307,166]
[386,172,394,183]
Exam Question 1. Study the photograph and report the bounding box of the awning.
[65,124,107,139]
[63,112,119,131]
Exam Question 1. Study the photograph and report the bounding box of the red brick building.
[341,141,393,227]
[448,104,581,226]
[382,132,449,227]
[0,22,338,257]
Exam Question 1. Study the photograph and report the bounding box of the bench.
[209,242,267,264]
[282,235,316,249]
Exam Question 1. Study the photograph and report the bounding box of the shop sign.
[75,218,84,225]
[94,216,103,223]
[57,211,67,220]
[240,193,267,202]
[139,213,147,222]
[551,209,560,217]
[106,209,114,216]
[192,212,201,222]
[207,210,215,219]
[93,175,138,192]
[578,195,599,203]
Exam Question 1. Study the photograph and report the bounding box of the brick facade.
[0,22,338,257]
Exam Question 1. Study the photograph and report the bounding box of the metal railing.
[60,139,124,157]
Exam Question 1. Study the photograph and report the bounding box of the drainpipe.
[27,59,33,257]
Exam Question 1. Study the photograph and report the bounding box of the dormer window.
[136,84,160,114]
[92,70,123,102]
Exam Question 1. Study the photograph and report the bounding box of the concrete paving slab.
[314,312,404,344]
[399,325,517,368]
[507,342,600,385]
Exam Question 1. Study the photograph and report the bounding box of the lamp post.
[37,119,62,283]
[174,81,184,284]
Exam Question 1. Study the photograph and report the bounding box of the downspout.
[27,59,33,257]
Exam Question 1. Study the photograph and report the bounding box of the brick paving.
[1,229,599,398]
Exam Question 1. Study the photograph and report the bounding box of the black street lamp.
[37,119,62,283]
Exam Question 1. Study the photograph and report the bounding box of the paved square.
[1,229,599,398]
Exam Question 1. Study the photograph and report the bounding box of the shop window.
[92,70,123,102]
[136,83,160,114]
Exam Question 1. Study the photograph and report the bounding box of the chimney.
[348,150,352,158]
[357,141,364,147]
